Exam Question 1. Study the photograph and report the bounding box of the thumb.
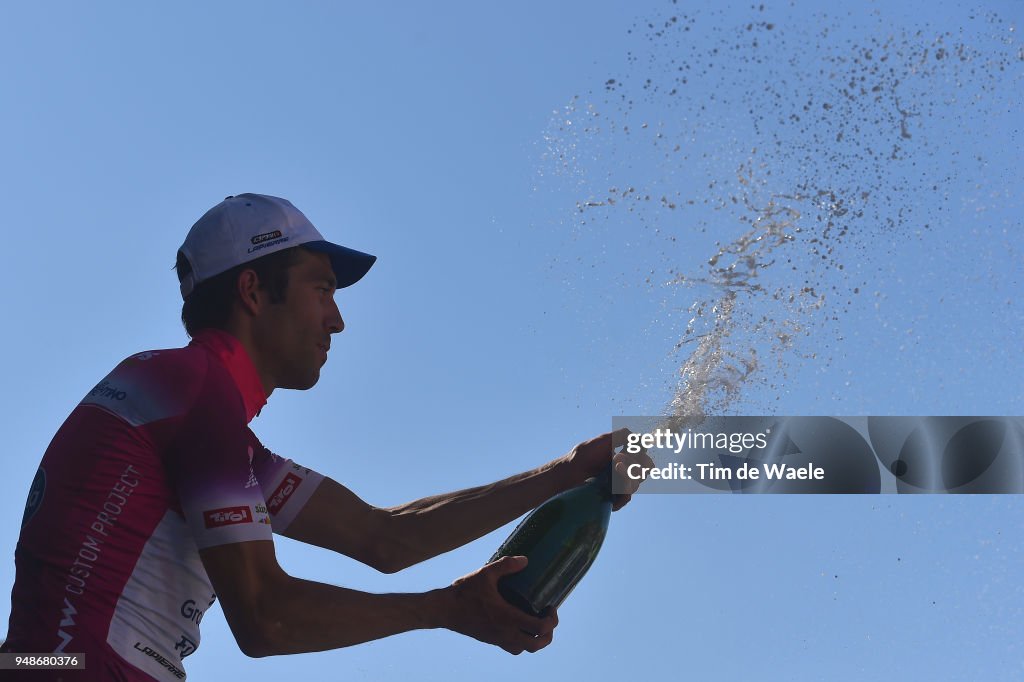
[489,555,529,576]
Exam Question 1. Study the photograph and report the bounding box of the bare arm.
[281,458,571,573]
[283,429,650,573]
[200,540,556,657]
[375,457,574,572]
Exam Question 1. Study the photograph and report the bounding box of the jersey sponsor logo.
[245,446,259,489]
[250,229,283,245]
[203,506,252,528]
[180,593,216,627]
[88,379,127,401]
[134,642,186,679]
[22,467,46,528]
[254,502,271,524]
[54,597,77,653]
[174,634,197,659]
[267,473,303,514]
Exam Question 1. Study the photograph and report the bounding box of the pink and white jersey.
[2,329,325,681]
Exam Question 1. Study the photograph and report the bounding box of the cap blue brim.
[304,240,377,288]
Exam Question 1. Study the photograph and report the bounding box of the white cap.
[177,193,376,299]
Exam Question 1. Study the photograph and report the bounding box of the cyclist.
[3,193,641,680]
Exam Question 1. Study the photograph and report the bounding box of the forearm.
[282,431,629,572]
[250,576,449,656]
[378,456,577,571]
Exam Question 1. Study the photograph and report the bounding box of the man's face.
[253,249,343,391]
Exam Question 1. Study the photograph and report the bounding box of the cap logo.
[251,230,283,245]
[247,231,290,254]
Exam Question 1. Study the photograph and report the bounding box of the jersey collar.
[189,329,268,422]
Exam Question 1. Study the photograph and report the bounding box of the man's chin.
[282,370,321,391]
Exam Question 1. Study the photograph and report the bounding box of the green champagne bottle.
[489,464,614,616]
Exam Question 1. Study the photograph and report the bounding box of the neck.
[223,321,277,398]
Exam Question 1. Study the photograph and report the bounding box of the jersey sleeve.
[167,358,275,550]
[246,429,326,534]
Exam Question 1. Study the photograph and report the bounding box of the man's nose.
[328,298,344,334]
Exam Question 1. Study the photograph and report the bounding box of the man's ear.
[236,269,263,317]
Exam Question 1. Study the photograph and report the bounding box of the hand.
[446,556,559,655]
[563,428,656,511]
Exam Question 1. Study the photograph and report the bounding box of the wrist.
[422,586,456,631]
[548,453,584,492]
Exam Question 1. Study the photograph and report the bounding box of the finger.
[613,458,642,495]
[612,459,629,494]
[613,441,647,459]
[487,555,528,578]
[612,493,632,511]
[615,451,656,488]
[613,449,647,469]
[640,451,656,470]
[611,427,632,449]
[512,610,556,637]
[524,630,554,653]
[538,612,558,635]
[634,452,657,491]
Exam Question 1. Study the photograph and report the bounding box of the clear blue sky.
[1,1,1021,680]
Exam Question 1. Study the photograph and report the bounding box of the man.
[3,193,647,680]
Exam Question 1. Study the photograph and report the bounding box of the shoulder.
[80,344,237,426]
[112,345,213,396]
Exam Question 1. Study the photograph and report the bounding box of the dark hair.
[175,247,306,337]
